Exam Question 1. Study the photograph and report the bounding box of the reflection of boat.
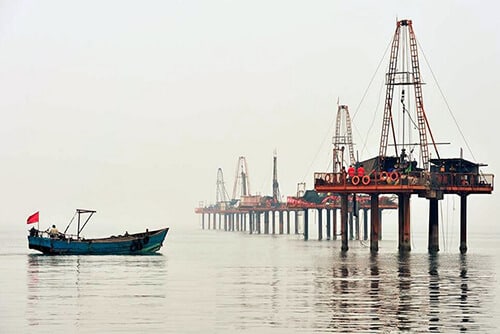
[27,209,169,255]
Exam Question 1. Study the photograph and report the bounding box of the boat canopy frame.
[63,209,96,239]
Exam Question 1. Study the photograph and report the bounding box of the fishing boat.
[27,209,169,255]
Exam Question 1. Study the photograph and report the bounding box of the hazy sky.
[1,1,498,237]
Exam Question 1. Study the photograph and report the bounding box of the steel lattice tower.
[232,156,251,200]
[216,168,230,204]
[378,19,439,170]
[332,104,356,172]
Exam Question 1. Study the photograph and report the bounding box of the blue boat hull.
[28,228,169,255]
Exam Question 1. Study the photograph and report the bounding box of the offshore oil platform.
[195,153,398,242]
[195,19,494,253]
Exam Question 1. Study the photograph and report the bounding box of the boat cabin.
[429,158,483,174]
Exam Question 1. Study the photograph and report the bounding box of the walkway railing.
[314,171,494,192]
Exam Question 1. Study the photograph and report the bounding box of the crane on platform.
[272,150,281,203]
[232,156,251,200]
[216,168,230,206]
[332,104,356,172]
[379,19,440,171]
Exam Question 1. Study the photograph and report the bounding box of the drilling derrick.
[314,18,493,254]
[232,156,251,200]
[216,168,230,207]
[272,150,281,203]
[379,19,440,171]
[332,104,356,172]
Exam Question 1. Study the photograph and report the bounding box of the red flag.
[27,211,39,224]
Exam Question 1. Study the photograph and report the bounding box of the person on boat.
[29,226,38,237]
[347,165,355,181]
[48,225,59,238]
[357,164,365,177]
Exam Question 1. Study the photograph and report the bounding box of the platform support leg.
[428,199,439,253]
[295,211,299,235]
[287,210,290,234]
[326,209,331,240]
[332,209,337,240]
[317,208,323,241]
[279,211,283,234]
[398,193,411,252]
[370,194,379,252]
[341,194,349,252]
[363,209,368,240]
[460,195,468,254]
[304,209,309,241]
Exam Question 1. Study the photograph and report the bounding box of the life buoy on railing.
[362,175,370,185]
[325,173,331,183]
[380,171,388,181]
[461,179,469,186]
[389,171,399,182]
[352,175,360,186]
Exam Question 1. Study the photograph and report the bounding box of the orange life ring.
[362,175,370,185]
[461,179,469,186]
[352,175,360,185]
[390,171,399,182]
[380,171,388,181]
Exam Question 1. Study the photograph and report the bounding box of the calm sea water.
[1,225,499,333]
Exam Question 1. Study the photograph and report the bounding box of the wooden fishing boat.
[27,209,169,255]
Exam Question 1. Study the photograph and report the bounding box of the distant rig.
[195,19,494,253]
[195,109,397,241]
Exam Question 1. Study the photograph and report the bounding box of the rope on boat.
[63,211,77,234]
